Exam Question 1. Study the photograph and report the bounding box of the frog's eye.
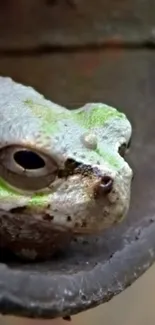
[118,143,127,157]
[14,150,46,170]
[118,138,131,157]
[0,145,58,191]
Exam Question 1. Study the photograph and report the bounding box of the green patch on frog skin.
[0,175,51,207]
[74,104,125,129]
[95,147,120,169]
[24,99,69,136]
[0,177,50,206]
[0,178,20,198]
[28,193,49,207]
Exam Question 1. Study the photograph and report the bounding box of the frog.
[0,77,133,260]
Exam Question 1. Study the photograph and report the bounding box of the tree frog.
[0,77,133,260]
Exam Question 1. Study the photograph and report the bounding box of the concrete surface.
[0,262,155,324]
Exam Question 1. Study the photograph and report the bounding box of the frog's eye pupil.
[14,150,45,170]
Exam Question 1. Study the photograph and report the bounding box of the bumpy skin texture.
[0,77,133,260]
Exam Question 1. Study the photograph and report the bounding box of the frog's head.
[0,78,133,245]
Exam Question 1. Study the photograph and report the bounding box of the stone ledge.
[0,0,154,49]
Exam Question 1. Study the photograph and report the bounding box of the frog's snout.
[93,175,113,198]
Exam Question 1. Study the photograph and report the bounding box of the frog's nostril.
[100,175,113,193]
[94,175,113,198]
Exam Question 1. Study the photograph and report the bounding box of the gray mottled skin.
[0,77,133,259]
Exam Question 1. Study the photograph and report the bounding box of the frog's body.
[0,77,133,259]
